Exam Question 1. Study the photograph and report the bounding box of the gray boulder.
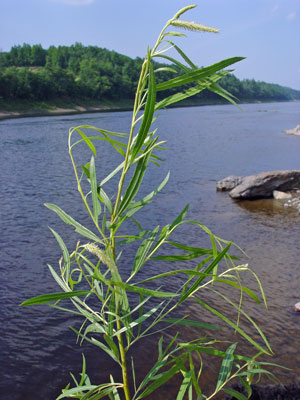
[216,176,243,191]
[229,170,300,200]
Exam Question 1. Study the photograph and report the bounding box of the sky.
[1,0,300,90]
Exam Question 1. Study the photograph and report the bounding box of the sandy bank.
[0,104,132,121]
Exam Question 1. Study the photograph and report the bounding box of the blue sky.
[1,0,299,90]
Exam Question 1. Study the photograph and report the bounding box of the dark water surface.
[1,102,300,399]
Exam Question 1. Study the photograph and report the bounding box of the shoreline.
[0,103,133,121]
[0,99,299,122]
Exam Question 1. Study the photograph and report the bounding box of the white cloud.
[271,5,279,14]
[54,0,95,5]
[286,12,296,21]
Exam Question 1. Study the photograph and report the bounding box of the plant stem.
[116,308,131,400]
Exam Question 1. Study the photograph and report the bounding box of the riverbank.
[0,98,135,121]
[0,98,298,121]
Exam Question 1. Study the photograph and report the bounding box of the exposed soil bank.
[0,99,134,121]
[1,98,299,122]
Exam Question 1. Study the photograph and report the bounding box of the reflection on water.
[1,102,300,399]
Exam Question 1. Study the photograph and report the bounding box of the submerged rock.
[273,190,292,200]
[284,125,300,136]
[216,176,243,191]
[229,170,300,200]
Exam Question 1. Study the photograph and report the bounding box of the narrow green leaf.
[155,71,229,110]
[116,230,150,246]
[176,370,193,400]
[153,54,190,73]
[172,43,197,69]
[151,249,212,261]
[222,388,248,400]
[131,226,160,278]
[163,32,187,38]
[49,227,70,281]
[104,334,120,361]
[179,243,231,303]
[113,304,163,337]
[137,359,185,399]
[75,127,97,156]
[216,343,237,390]
[212,289,272,354]
[130,61,156,162]
[156,57,244,92]
[195,298,272,355]
[79,353,87,386]
[155,67,178,74]
[162,318,221,331]
[214,279,260,304]
[90,156,101,222]
[57,385,98,399]
[100,160,125,186]
[113,281,178,298]
[45,203,103,243]
[118,151,152,216]
[71,327,121,365]
[20,290,90,306]
[98,186,113,214]
[238,376,252,398]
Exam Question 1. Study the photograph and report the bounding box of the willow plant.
[22,5,280,400]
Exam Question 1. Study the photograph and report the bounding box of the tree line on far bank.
[0,43,299,104]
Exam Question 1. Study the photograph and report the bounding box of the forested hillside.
[1,43,299,105]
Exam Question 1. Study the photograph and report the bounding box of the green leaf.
[71,327,121,365]
[75,127,97,156]
[216,343,237,390]
[151,249,212,261]
[214,279,261,304]
[179,243,231,303]
[222,388,248,400]
[130,226,160,279]
[113,304,163,337]
[98,186,113,214]
[116,230,150,246]
[155,71,229,110]
[195,298,272,355]
[156,57,244,92]
[49,227,70,281]
[117,155,151,216]
[153,54,190,73]
[113,281,178,298]
[20,290,90,306]
[127,171,170,212]
[57,385,98,399]
[79,353,87,386]
[172,43,197,69]
[176,370,193,400]
[162,318,221,331]
[45,203,102,243]
[130,61,156,162]
[137,358,185,399]
[90,156,101,223]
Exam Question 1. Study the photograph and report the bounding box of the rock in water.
[284,125,300,136]
[229,170,300,200]
[294,302,300,312]
[216,176,243,191]
[273,190,292,200]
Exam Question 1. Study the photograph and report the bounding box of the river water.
[0,102,300,399]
